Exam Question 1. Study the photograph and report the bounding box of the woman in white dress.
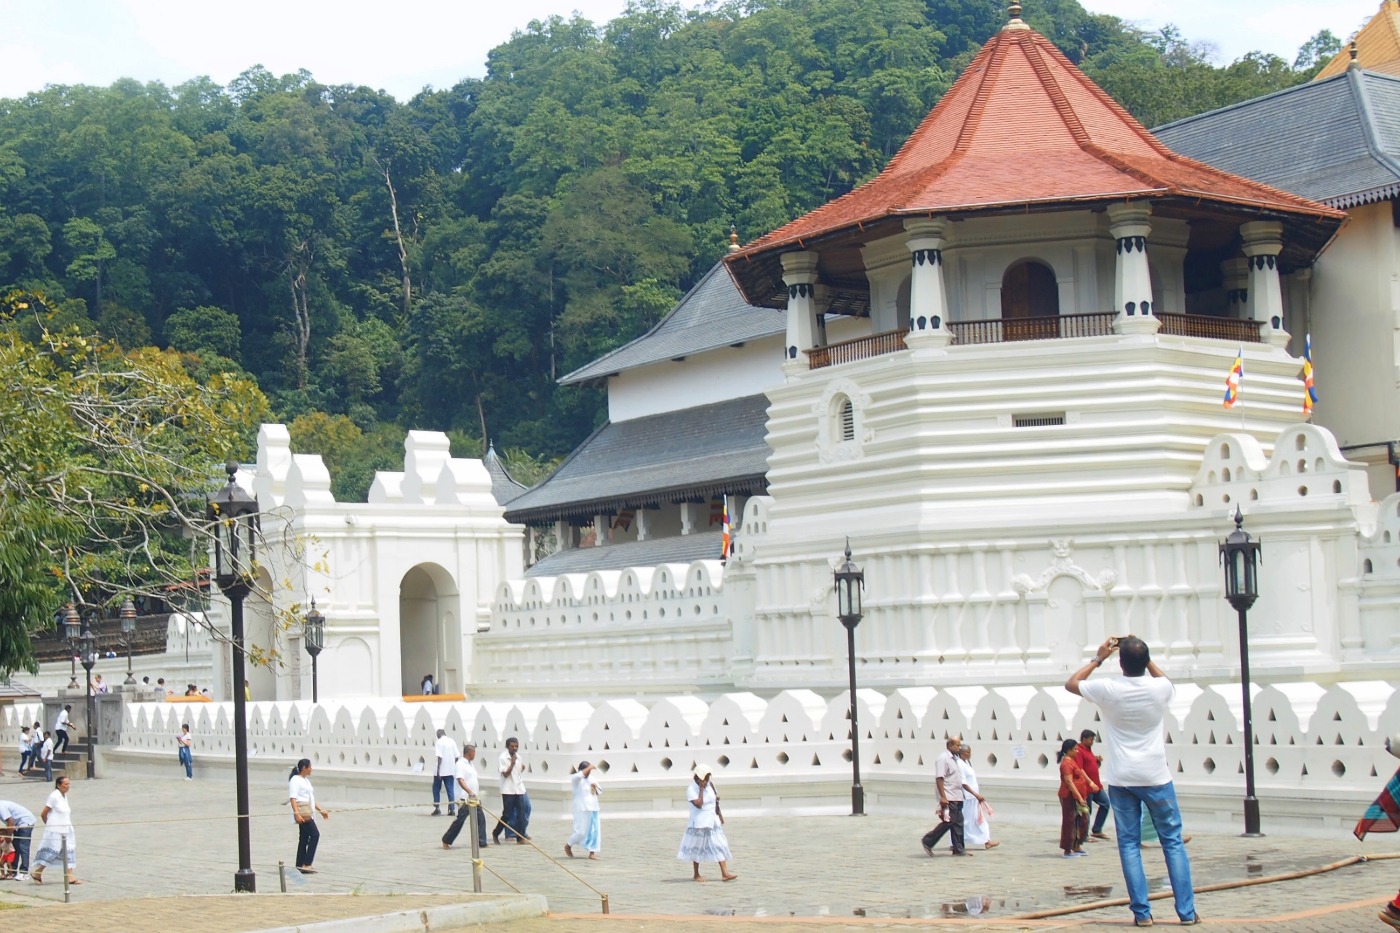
[30,776,78,884]
[958,745,999,850]
[677,764,737,882]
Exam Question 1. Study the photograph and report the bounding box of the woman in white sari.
[958,745,999,850]
[30,776,78,884]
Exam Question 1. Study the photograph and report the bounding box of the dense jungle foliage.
[0,0,1340,499]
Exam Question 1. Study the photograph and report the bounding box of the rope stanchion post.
[61,836,69,904]
[602,892,610,915]
[279,860,287,893]
[468,798,483,894]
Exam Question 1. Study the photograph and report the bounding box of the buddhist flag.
[1302,333,1318,416]
[720,495,731,563]
[1223,348,1243,409]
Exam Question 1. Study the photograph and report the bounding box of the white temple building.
[12,3,1400,832]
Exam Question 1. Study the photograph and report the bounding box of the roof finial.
[1348,40,1360,71]
[727,223,740,253]
[1004,1,1029,31]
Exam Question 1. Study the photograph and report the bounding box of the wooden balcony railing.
[1157,312,1262,342]
[808,329,911,369]
[949,312,1116,345]
[805,311,1262,369]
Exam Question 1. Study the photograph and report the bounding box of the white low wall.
[13,678,1393,837]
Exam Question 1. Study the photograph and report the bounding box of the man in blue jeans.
[1066,635,1198,928]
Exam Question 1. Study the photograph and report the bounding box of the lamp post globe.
[79,619,97,779]
[206,460,260,892]
[833,539,866,816]
[120,597,138,685]
[304,598,325,703]
[1219,506,1264,837]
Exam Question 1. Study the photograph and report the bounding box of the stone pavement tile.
[0,773,1395,931]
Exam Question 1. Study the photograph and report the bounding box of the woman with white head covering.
[677,764,737,882]
[958,744,999,849]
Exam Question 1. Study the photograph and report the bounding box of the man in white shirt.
[1067,635,1198,928]
[0,799,36,881]
[431,729,460,816]
[441,743,487,849]
[920,737,969,856]
[16,727,33,775]
[52,706,72,755]
[493,737,531,844]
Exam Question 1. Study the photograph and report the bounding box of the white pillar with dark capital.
[903,217,952,348]
[1108,202,1157,335]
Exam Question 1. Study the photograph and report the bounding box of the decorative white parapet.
[55,677,1399,833]
[482,560,733,693]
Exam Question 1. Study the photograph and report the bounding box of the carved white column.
[904,217,952,348]
[595,514,611,545]
[554,519,572,551]
[1108,202,1159,335]
[1240,221,1290,347]
[635,508,650,542]
[780,250,823,373]
[680,501,696,536]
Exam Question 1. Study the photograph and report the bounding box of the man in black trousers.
[921,736,969,856]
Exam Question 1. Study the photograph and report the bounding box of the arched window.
[837,397,855,442]
[1001,260,1060,340]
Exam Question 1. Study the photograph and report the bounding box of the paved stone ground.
[0,771,1395,931]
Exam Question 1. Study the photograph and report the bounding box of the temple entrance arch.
[399,564,462,696]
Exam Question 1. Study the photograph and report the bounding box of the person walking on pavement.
[1075,729,1112,839]
[1057,737,1093,858]
[1356,733,1400,929]
[921,737,970,856]
[431,729,459,816]
[0,799,36,881]
[52,706,71,755]
[566,761,602,859]
[678,764,736,881]
[957,744,998,850]
[16,727,33,775]
[441,742,488,850]
[30,776,78,885]
[176,724,194,779]
[1067,635,1199,927]
[38,732,54,781]
[289,758,330,873]
[494,737,531,843]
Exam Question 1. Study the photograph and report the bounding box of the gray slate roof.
[560,262,785,386]
[1154,69,1400,209]
[503,394,770,525]
[525,530,724,577]
[483,442,526,505]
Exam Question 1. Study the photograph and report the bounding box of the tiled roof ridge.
[1153,72,1351,133]
[1348,67,1400,181]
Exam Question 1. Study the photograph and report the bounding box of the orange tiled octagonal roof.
[726,19,1344,307]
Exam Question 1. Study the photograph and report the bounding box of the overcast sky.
[0,0,1381,102]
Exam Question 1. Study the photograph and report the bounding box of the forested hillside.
[0,0,1338,498]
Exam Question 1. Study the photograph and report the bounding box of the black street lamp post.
[1219,506,1264,837]
[304,598,325,703]
[78,619,97,780]
[120,597,138,685]
[833,539,866,816]
[208,461,260,892]
[62,605,81,689]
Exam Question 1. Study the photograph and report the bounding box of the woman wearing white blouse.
[30,776,77,885]
[289,758,329,873]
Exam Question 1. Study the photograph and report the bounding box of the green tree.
[0,290,270,675]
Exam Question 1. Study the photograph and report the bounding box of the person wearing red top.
[1057,738,1096,857]
[1074,729,1111,839]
